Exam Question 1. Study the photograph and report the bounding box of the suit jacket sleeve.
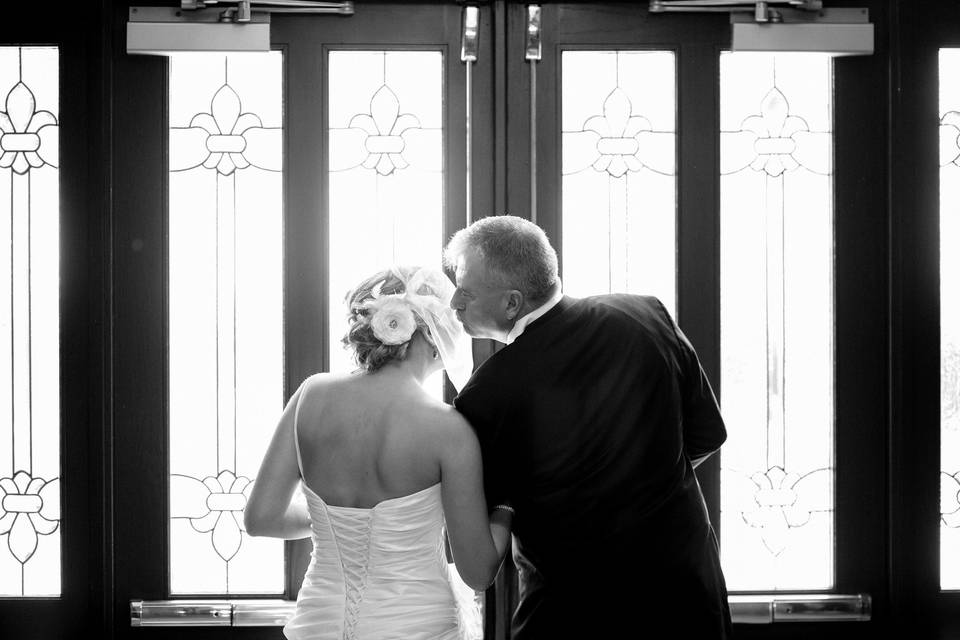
[654,299,727,467]
[453,379,509,511]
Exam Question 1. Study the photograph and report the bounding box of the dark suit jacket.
[454,294,733,639]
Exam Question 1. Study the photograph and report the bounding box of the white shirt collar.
[504,283,563,345]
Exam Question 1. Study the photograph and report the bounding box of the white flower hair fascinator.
[360,266,473,392]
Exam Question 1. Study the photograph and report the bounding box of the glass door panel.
[0,12,95,634]
[938,47,960,591]
[168,51,285,595]
[719,52,835,591]
[0,44,60,598]
[561,50,677,314]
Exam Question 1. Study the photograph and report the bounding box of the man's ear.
[504,290,524,321]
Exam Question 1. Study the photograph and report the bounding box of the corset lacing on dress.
[326,507,373,640]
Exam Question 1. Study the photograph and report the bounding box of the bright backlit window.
[168,52,284,594]
[561,50,677,315]
[938,48,960,591]
[327,50,445,395]
[0,45,60,598]
[719,52,835,591]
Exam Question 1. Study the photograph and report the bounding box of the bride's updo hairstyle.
[342,267,430,373]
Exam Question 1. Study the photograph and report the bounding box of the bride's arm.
[244,382,312,540]
[438,411,513,591]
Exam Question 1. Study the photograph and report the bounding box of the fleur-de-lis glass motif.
[942,472,960,528]
[187,84,266,175]
[940,111,960,167]
[581,87,652,178]
[348,85,421,176]
[740,466,831,556]
[0,471,60,564]
[172,471,251,562]
[739,87,810,177]
[0,81,58,175]
[721,81,830,179]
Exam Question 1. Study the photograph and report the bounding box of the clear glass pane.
[939,48,960,591]
[168,52,284,594]
[561,50,676,316]
[719,52,835,591]
[328,51,445,395]
[0,46,61,598]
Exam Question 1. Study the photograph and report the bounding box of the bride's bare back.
[295,370,456,509]
[246,367,511,592]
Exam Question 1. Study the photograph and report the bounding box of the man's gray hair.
[444,215,559,303]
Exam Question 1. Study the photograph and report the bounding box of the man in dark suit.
[445,215,733,639]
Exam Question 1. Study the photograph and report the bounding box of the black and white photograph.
[0,1,954,638]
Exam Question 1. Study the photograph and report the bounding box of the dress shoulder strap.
[292,377,310,480]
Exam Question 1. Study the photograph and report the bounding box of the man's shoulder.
[455,349,515,403]
[579,293,671,325]
[454,339,542,426]
[587,292,664,312]
[577,295,682,355]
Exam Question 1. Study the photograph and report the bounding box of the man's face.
[450,248,512,340]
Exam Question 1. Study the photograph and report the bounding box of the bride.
[244,266,512,640]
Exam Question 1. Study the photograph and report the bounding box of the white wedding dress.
[284,409,482,640]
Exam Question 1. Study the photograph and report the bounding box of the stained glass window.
[0,46,60,598]
[719,52,835,590]
[168,52,284,594]
[561,50,676,315]
[938,48,960,591]
[327,51,445,395]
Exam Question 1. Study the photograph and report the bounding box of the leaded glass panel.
[168,52,284,594]
[0,45,60,598]
[938,48,960,591]
[327,51,445,395]
[561,50,676,315]
[719,52,835,590]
